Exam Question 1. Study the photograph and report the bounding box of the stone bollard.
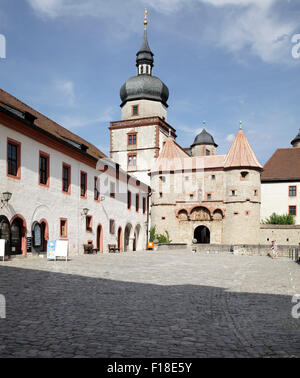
[191,238,197,253]
[153,239,159,251]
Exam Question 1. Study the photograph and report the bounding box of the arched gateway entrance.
[0,215,11,254]
[194,226,210,244]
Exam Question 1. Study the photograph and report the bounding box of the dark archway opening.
[194,226,210,244]
[0,215,11,255]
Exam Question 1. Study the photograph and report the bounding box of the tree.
[262,212,295,225]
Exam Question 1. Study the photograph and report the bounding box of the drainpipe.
[146,187,152,250]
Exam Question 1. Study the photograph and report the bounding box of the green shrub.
[262,212,295,225]
[149,226,172,244]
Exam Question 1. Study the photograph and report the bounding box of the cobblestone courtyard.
[0,250,300,358]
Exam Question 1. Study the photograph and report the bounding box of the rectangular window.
[110,182,115,198]
[143,197,146,214]
[289,206,297,216]
[80,171,87,198]
[212,175,215,180]
[94,177,100,201]
[136,194,139,212]
[86,215,92,232]
[289,186,297,197]
[231,190,236,196]
[190,194,194,200]
[128,191,131,210]
[7,139,21,178]
[206,149,210,156]
[207,193,212,200]
[128,134,137,145]
[132,105,139,116]
[128,154,137,167]
[60,219,68,238]
[109,219,115,234]
[62,163,71,194]
[39,152,49,186]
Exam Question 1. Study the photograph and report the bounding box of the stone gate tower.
[110,10,175,185]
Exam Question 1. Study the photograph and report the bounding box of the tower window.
[128,133,137,145]
[131,105,139,116]
[211,175,215,180]
[128,154,137,167]
[241,171,249,180]
[207,193,212,200]
[206,149,210,156]
[231,190,236,196]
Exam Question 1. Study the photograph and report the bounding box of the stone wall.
[260,224,300,245]
[193,243,298,257]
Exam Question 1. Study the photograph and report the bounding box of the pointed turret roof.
[151,137,188,173]
[136,26,154,67]
[224,129,262,170]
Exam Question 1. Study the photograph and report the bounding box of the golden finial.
[144,8,148,25]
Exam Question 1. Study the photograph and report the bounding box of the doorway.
[194,226,210,244]
[96,224,103,252]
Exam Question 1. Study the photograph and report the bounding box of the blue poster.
[47,240,57,259]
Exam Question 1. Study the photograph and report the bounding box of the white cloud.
[58,106,116,129]
[54,79,75,106]
[27,0,63,18]
[26,0,298,64]
[226,133,235,142]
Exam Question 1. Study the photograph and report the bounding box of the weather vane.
[144,8,148,26]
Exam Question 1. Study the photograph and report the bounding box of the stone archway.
[10,215,27,255]
[194,225,210,244]
[124,223,133,252]
[0,215,11,255]
[134,224,142,251]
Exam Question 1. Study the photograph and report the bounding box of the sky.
[0,0,300,164]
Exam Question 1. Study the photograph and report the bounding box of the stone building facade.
[150,130,262,245]
[111,15,264,246]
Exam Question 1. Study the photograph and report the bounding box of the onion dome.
[291,129,300,146]
[120,9,169,108]
[191,129,218,148]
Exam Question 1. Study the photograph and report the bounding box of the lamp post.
[81,208,89,216]
[1,192,12,208]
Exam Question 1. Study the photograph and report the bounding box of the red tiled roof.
[261,148,300,181]
[224,129,262,169]
[0,88,107,160]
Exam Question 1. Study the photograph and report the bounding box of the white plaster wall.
[261,182,300,224]
[0,123,148,254]
[111,124,157,186]
[121,100,167,121]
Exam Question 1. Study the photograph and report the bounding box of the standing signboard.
[47,240,68,261]
[0,239,5,262]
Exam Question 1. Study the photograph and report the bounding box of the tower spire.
[136,9,154,75]
[144,8,148,27]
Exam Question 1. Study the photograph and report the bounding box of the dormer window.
[241,171,249,180]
